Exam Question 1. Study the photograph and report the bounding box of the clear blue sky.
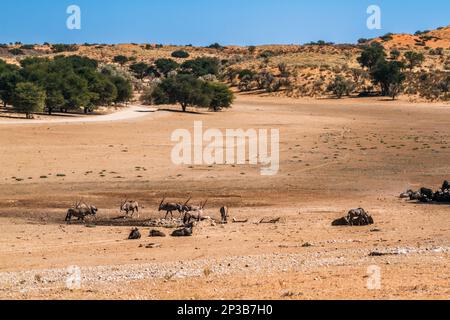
[1,0,449,45]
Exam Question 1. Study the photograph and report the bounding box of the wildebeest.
[158,197,182,219]
[332,208,374,226]
[149,230,166,237]
[419,188,434,202]
[120,200,140,218]
[128,228,141,240]
[442,180,450,192]
[171,223,194,237]
[65,201,98,223]
[220,206,229,223]
[400,190,414,199]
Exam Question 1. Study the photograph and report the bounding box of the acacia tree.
[404,51,425,71]
[181,57,221,77]
[357,42,386,71]
[154,58,179,77]
[149,74,234,112]
[371,60,405,99]
[111,76,133,103]
[205,82,234,111]
[129,62,151,79]
[12,82,46,118]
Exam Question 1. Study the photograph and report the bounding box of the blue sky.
[1,0,449,45]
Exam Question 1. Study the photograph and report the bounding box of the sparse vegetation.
[404,51,425,70]
[51,44,79,53]
[327,76,355,98]
[113,55,129,66]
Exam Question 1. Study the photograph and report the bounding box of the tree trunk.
[48,107,52,115]
[181,104,187,112]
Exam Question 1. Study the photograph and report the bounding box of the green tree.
[129,62,151,79]
[181,57,221,77]
[205,82,234,111]
[111,76,133,103]
[371,60,405,99]
[43,73,65,115]
[88,74,118,110]
[12,82,46,118]
[151,74,209,112]
[150,74,234,112]
[0,63,23,107]
[404,51,425,71]
[357,42,386,71]
[60,74,91,112]
[155,58,179,77]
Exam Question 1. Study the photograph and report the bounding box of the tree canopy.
[0,56,133,117]
[147,74,233,112]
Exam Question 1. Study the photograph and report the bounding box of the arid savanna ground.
[0,94,449,299]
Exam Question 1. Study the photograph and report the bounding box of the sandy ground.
[0,94,449,300]
[0,105,157,125]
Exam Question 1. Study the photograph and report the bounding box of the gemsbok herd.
[65,196,229,225]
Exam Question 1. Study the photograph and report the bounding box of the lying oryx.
[65,201,98,223]
[120,200,140,218]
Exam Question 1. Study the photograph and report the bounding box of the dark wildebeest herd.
[400,180,450,203]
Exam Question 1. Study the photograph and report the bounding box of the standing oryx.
[65,201,98,223]
[220,206,229,224]
[120,200,140,218]
[182,199,208,224]
[158,197,183,219]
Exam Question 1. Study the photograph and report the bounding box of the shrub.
[380,33,394,41]
[113,55,129,66]
[171,50,190,59]
[327,76,355,98]
[258,50,275,59]
[390,49,401,60]
[8,48,24,56]
[51,44,79,53]
[20,44,35,50]
[207,43,224,50]
[248,46,256,54]
[404,51,425,70]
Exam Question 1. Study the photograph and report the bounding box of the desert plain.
[0,93,449,299]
